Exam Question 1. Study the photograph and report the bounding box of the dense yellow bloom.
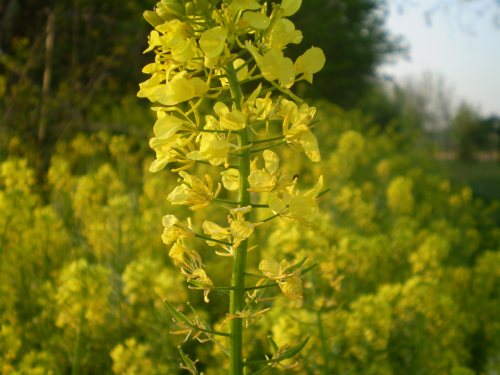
[387,176,414,214]
[55,259,110,329]
[111,338,155,375]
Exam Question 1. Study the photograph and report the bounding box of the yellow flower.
[269,175,323,223]
[259,258,303,306]
[169,241,189,265]
[167,172,221,210]
[288,175,323,222]
[264,19,302,51]
[202,220,231,245]
[138,72,207,106]
[155,19,197,62]
[386,176,414,214]
[187,130,231,166]
[161,215,193,245]
[245,42,295,88]
[230,219,254,243]
[229,206,254,247]
[248,151,280,192]
[148,112,194,172]
[280,99,321,161]
[189,268,214,303]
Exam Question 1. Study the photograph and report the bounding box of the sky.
[380,0,500,117]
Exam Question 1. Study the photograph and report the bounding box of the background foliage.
[1,0,499,374]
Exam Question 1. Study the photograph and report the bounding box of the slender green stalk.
[316,310,329,375]
[227,62,250,375]
[311,273,330,375]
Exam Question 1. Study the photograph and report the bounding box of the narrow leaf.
[276,336,310,361]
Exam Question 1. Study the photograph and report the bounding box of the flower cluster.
[139,0,324,304]
[139,0,325,372]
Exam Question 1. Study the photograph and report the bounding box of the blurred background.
[0,0,499,374]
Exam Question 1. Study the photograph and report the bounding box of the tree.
[0,0,155,175]
[452,102,483,161]
[290,0,404,108]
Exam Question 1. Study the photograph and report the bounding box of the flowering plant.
[138,0,325,373]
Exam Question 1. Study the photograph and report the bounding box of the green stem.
[227,62,250,375]
[311,273,329,375]
[317,309,329,375]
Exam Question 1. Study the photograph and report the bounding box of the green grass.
[442,160,500,201]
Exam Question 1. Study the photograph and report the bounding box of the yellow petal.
[154,73,208,105]
[248,169,275,192]
[214,101,229,117]
[279,273,303,306]
[295,47,326,83]
[241,11,271,29]
[221,169,240,191]
[200,26,227,58]
[300,131,321,162]
[202,220,230,239]
[171,38,197,62]
[263,150,279,174]
[230,220,254,241]
[231,0,261,12]
[153,114,185,139]
[266,19,302,50]
[169,242,186,264]
[259,258,280,279]
[220,110,246,130]
[260,49,295,88]
[281,0,302,16]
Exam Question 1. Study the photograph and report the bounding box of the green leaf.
[283,257,308,274]
[267,335,279,353]
[276,336,310,361]
[164,300,192,326]
[178,346,199,375]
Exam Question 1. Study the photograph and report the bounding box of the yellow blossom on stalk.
[202,220,231,245]
[167,171,221,210]
[259,258,303,306]
[139,0,325,371]
[229,206,255,247]
[280,99,321,162]
[161,215,193,245]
